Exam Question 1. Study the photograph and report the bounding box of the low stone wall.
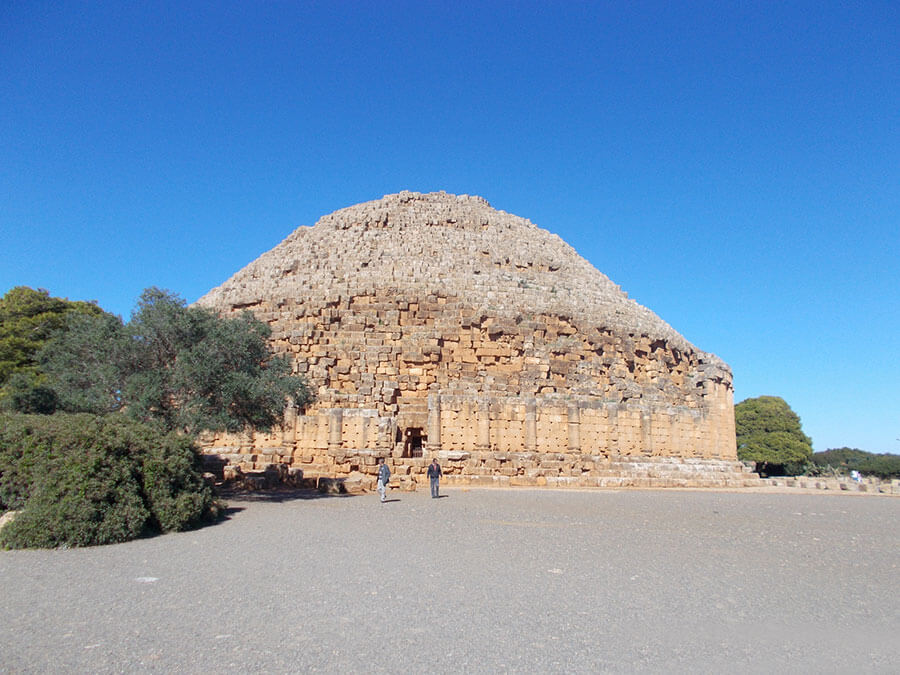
[203,450,760,493]
[763,476,900,495]
[200,385,738,488]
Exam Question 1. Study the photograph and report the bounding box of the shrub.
[0,412,69,511]
[0,413,218,548]
[141,430,219,532]
[2,445,150,548]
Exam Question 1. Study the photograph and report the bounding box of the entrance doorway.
[400,427,424,458]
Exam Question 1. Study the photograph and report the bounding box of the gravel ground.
[1,488,897,673]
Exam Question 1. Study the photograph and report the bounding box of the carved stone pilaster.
[328,408,343,452]
[476,398,491,451]
[524,399,537,452]
[567,403,581,453]
[426,393,442,454]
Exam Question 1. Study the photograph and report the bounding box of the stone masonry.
[196,191,757,490]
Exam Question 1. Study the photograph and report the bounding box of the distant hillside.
[811,448,900,479]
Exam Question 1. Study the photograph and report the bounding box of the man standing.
[377,458,391,502]
[427,457,442,498]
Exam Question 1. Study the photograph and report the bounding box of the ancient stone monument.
[197,191,757,490]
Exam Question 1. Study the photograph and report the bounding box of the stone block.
[317,477,346,494]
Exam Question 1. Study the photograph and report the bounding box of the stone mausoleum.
[197,191,757,490]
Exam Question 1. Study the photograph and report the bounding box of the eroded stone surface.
[196,191,748,487]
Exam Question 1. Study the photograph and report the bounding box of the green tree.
[37,311,128,414]
[40,287,311,434]
[1,373,59,414]
[735,396,813,476]
[0,286,103,406]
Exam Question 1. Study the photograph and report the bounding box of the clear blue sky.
[2,2,898,453]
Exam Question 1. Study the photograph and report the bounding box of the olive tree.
[40,288,311,434]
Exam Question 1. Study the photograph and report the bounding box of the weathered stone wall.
[198,191,747,488]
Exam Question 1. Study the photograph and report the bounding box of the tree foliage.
[38,311,128,414]
[0,286,103,405]
[1,373,59,414]
[39,287,311,434]
[735,396,813,476]
[810,447,900,479]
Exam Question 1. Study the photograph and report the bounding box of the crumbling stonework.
[197,191,757,489]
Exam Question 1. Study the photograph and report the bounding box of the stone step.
[213,451,762,490]
[440,474,762,489]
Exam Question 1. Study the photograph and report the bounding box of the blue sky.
[2,2,898,453]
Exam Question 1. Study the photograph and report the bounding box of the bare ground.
[1,488,897,673]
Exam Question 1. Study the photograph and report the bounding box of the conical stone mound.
[202,191,689,351]
[198,191,755,490]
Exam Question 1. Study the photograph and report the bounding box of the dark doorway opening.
[403,427,425,458]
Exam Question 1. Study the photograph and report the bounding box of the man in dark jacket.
[377,458,390,502]
[427,458,442,498]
